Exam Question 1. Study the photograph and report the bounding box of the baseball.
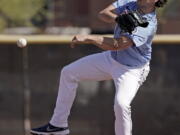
[17,38,27,48]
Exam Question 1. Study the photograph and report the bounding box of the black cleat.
[30,123,69,135]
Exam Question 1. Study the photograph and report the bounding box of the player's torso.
[111,0,157,67]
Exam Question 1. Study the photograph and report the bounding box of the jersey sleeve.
[112,0,128,14]
[123,25,157,47]
[113,0,129,7]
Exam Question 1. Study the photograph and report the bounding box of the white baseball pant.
[50,51,150,135]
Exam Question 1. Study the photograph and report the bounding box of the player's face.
[137,0,158,7]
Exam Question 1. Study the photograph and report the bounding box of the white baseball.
[17,38,27,48]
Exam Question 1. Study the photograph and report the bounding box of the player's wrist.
[85,35,97,44]
[87,35,105,47]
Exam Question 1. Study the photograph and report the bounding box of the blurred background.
[0,0,180,135]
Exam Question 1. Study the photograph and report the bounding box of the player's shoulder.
[116,0,137,3]
[113,0,137,12]
[114,0,137,7]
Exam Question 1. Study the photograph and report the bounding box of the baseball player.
[30,0,167,135]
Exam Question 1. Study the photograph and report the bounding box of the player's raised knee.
[61,65,73,76]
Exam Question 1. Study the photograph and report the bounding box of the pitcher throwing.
[30,0,167,135]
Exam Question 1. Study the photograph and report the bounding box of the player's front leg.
[31,52,112,135]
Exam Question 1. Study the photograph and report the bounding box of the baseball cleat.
[30,123,69,135]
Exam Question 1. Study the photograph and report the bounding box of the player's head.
[155,0,168,8]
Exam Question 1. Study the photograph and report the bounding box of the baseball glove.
[115,10,149,34]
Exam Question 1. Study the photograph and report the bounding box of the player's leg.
[50,51,112,126]
[30,51,112,135]
[111,60,150,135]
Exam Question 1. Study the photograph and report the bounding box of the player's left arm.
[71,35,133,51]
[98,4,117,23]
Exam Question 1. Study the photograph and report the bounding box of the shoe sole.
[30,129,70,135]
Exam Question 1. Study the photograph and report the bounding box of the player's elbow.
[114,37,134,51]
[98,9,114,23]
[98,10,107,21]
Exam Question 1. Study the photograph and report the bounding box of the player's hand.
[71,35,89,48]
